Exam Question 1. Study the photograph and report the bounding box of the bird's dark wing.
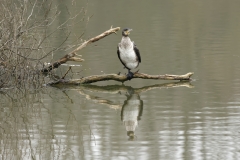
[117,46,128,69]
[134,44,141,63]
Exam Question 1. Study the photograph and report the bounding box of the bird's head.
[122,28,133,37]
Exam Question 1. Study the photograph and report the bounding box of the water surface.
[1,0,240,160]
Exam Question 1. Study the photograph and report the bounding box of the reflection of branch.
[134,81,194,94]
[55,81,193,110]
[77,90,122,110]
[49,72,194,85]
[76,85,133,94]
[79,81,193,93]
[57,81,193,94]
[41,27,120,73]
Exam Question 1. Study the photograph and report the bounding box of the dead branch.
[61,66,72,79]
[41,27,121,73]
[48,72,194,85]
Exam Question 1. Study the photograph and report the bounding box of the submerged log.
[48,72,194,85]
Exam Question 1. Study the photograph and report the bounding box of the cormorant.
[117,28,141,80]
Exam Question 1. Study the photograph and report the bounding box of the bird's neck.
[121,36,132,49]
[122,36,131,41]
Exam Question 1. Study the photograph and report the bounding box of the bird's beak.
[127,29,132,35]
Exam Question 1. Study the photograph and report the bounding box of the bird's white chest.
[119,47,138,69]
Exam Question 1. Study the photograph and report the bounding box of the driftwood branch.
[41,27,121,73]
[48,72,194,85]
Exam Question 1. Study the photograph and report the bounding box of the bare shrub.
[0,0,87,89]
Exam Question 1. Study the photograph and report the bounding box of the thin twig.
[61,67,72,79]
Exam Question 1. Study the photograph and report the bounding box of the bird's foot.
[126,71,134,80]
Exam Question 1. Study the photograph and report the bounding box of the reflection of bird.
[121,90,143,140]
[117,28,141,80]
